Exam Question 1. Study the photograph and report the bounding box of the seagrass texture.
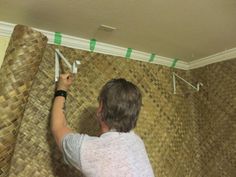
[191,59,236,177]
[0,25,47,177]
[9,44,200,177]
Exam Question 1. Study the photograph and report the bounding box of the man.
[51,73,154,177]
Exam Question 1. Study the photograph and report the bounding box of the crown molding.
[188,48,236,69]
[0,21,13,36]
[0,21,189,70]
[1,21,235,70]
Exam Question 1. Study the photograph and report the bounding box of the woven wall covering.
[191,59,236,177]
[8,44,200,177]
[0,25,47,177]
[3,25,235,177]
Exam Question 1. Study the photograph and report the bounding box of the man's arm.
[51,74,73,151]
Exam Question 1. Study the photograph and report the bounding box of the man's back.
[53,77,154,177]
[62,131,154,177]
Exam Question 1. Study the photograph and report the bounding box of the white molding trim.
[0,21,189,70]
[1,21,235,70]
[188,48,236,69]
[0,21,14,36]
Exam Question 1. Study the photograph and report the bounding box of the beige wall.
[0,36,10,68]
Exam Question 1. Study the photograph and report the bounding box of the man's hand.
[57,73,73,91]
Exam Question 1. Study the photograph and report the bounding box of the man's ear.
[98,101,103,112]
[96,101,103,119]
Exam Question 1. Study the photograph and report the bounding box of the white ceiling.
[0,0,236,61]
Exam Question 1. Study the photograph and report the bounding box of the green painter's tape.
[90,39,96,52]
[171,58,178,68]
[149,53,155,62]
[54,32,62,45]
[125,48,132,59]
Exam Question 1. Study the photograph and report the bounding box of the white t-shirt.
[62,131,155,177]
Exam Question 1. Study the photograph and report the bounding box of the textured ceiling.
[0,0,236,61]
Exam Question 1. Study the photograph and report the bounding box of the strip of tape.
[55,51,60,82]
[125,48,132,59]
[54,32,62,45]
[55,49,72,69]
[171,58,178,68]
[72,60,81,74]
[149,53,156,62]
[90,39,96,52]
[55,49,81,82]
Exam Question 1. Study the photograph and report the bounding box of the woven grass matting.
[8,44,200,177]
[4,25,236,177]
[0,25,47,177]
[191,59,236,177]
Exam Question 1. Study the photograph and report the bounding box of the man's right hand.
[56,73,73,91]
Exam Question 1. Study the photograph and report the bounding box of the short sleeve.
[61,133,85,170]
